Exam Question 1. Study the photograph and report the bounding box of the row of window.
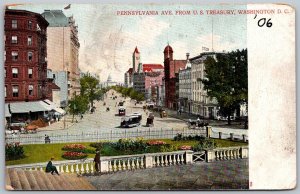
[10,19,33,30]
[5,68,33,79]
[9,35,33,45]
[6,51,34,62]
[5,85,36,98]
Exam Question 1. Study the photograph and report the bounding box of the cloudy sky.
[12,3,247,82]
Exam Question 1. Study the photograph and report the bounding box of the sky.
[11,3,247,82]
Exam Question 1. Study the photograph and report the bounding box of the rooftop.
[41,10,68,27]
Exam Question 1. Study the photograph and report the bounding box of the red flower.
[179,145,192,150]
[147,140,166,146]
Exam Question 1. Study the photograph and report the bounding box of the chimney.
[186,53,190,60]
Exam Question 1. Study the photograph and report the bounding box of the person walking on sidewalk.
[94,150,101,173]
[45,157,59,175]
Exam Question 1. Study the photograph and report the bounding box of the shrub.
[158,144,177,152]
[112,138,147,151]
[62,151,87,160]
[173,133,205,141]
[192,138,217,152]
[5,143,25,161]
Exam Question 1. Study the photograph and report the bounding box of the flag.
[64,4,71,9]
[202,47,209,51]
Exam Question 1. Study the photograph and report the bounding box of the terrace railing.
[7,146,248,174]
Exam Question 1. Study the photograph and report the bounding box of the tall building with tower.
[132,46,140,73]
[163,44,187,109]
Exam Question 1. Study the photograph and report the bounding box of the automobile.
[130,112,142,121]
[160,109,167,118]
[120,115,141,128]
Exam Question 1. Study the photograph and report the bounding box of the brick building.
[163,44,187,109]
[4,9,49,102]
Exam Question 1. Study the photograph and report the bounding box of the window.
[28,52,33,61]
[4,68,6,78]
[12,68,18,78]
[12,86,19,97]
[28,85,33,96]
[12,51,18,61]
[12,20,17,28]
[28,68,33,78]
[28,21,32,29]
[5,86,7,98]
[11,36,17,44]
[27,36,32,46]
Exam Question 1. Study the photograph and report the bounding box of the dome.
[185,60,192,69]
[164,44,173,53]
[107,74,112,82]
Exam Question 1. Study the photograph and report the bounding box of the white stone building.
[178,54,192,113]
[190,52,219,119]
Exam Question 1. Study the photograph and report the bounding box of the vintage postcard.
[2,2,295,191]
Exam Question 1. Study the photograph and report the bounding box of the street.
[6,90,248,144]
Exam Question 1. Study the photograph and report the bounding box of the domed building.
[100,74,119,88]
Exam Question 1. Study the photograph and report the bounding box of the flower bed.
[62,144,95,154]
[62,151,87,160]
[179,145,192,150]
[147,140,166,146]
[62,144,86,151]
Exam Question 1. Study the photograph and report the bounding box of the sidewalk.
[86,159,249,190]
[163,108,246,130]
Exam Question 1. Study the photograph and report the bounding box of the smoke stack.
[186,53,190,60]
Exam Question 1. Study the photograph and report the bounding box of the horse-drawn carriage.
[146,112,154,127]
[187,119,209,129]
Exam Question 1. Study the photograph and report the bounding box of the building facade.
[190,52,219,119]
[163,44,187,109]
[124,67,133,88]
[178,54,192,113]
[133,63,164,100]
[41,10,80,99]
[4,9,49,103]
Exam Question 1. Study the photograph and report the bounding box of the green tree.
[80,75,102,108]
[68,95,89,122]
[202,49,248,125]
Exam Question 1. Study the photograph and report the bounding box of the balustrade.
[7,148,248,174]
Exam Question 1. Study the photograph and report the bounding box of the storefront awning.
[8,101,51,113]
[5,104,11,117]
[54,107,66,115]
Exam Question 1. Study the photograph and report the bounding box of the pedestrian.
[45,157,59,175]
[94,150,101,173]
[80,114,83,120]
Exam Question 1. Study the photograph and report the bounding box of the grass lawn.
[6,138,247,166]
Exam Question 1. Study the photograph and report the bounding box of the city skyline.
[11,3,247,82]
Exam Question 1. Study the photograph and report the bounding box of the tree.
[68,95,89,122]
[202,49,248,125]
[80,75,102,108]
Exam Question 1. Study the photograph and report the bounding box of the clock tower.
[132,46,140,73]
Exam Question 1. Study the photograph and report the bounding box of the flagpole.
[212,17,214,52]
